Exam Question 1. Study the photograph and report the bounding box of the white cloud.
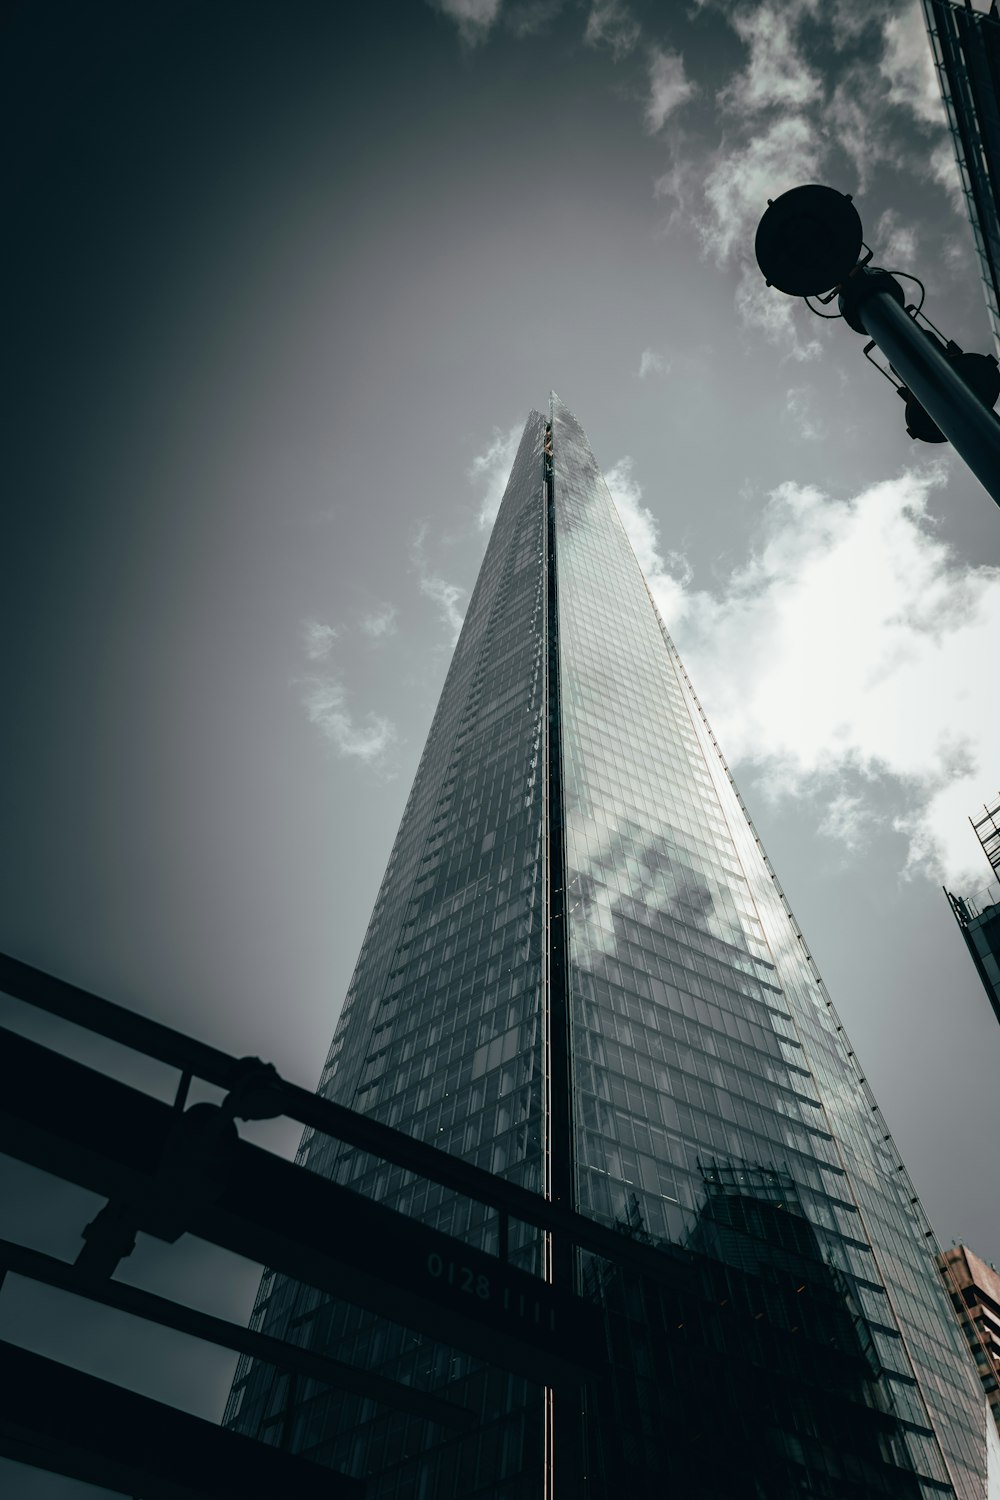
[470,422,523,528]
[700,115,823,267]
[584,0,640,59]
[429,0,502,45]
[826,0,881,46]
[637,348,669,379]
[672,2,956,346]
[695,110,825,351]
[612,464,1000,886]
[301,618,337,661]
[505,0,563,37]
[879,4,944,128]
[653,152,695,208]
[941,230,976,281]
[652,147,703,238]
[419,573,466,644]
[816,791,870,853]
[300,677,397,766]
[641,2,962,367]
[412,526,467,644]
[298,620,395,766]
[928,138,965,214]
[569,815,747,968]
[360,604,398,640]
[874,208,919,269]
[828,63,900,191]
[645,47,695,134]
[733,263,823,359]
[603,457,691,625]
[785,384,825,440]
[720,1,823,116]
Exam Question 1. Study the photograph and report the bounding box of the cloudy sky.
[3,0,999,1492]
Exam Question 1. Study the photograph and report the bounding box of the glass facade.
[551,397,985,1498]
[924,0,1000,355]
[225,397,987,1498]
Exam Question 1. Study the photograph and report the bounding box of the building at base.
[939,1244,1000,1438]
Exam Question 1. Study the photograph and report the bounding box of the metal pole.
[845,274,1000,509]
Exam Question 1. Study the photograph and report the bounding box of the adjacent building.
[225,397,988,1496]
[939,1245,1000,1436]
[924,0,1000,354]
[945,795,1000,1026]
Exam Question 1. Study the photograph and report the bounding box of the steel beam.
[0,949,698,1293]
[0,1337,360,1498]
[0,1026,602,1385]
[0,1237,476,1431]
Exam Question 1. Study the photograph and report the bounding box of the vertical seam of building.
[543,416,575,1285]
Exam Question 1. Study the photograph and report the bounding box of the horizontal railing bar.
[0,1337,361,1499]
[0,952,696,1291]
[0,1026,603,1385]
[0,951,240,1089]
[0,1237,476,1431]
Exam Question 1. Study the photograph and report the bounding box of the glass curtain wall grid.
[225,396,988,1499]
[924,0,1000,354]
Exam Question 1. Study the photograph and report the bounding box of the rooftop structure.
[945,794,1000,1027]
[924,0,1000,354]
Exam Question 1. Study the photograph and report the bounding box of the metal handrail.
[0,950,691,1287]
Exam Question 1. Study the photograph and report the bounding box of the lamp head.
[754,185,864,297]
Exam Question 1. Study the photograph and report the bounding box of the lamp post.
[754,184,1000,511]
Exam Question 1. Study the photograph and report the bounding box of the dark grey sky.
[3,1,999,1493]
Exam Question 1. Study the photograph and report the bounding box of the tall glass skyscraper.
[226,397,987,1498]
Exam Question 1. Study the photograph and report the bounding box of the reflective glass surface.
[552,394,985,1499]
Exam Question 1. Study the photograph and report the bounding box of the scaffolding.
[970,792,1000,880]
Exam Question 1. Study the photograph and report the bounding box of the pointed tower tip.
[549,391,583,429]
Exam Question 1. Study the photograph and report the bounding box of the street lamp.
[754,184,1000,511]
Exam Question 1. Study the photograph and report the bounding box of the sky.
[2,0,999,1493]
